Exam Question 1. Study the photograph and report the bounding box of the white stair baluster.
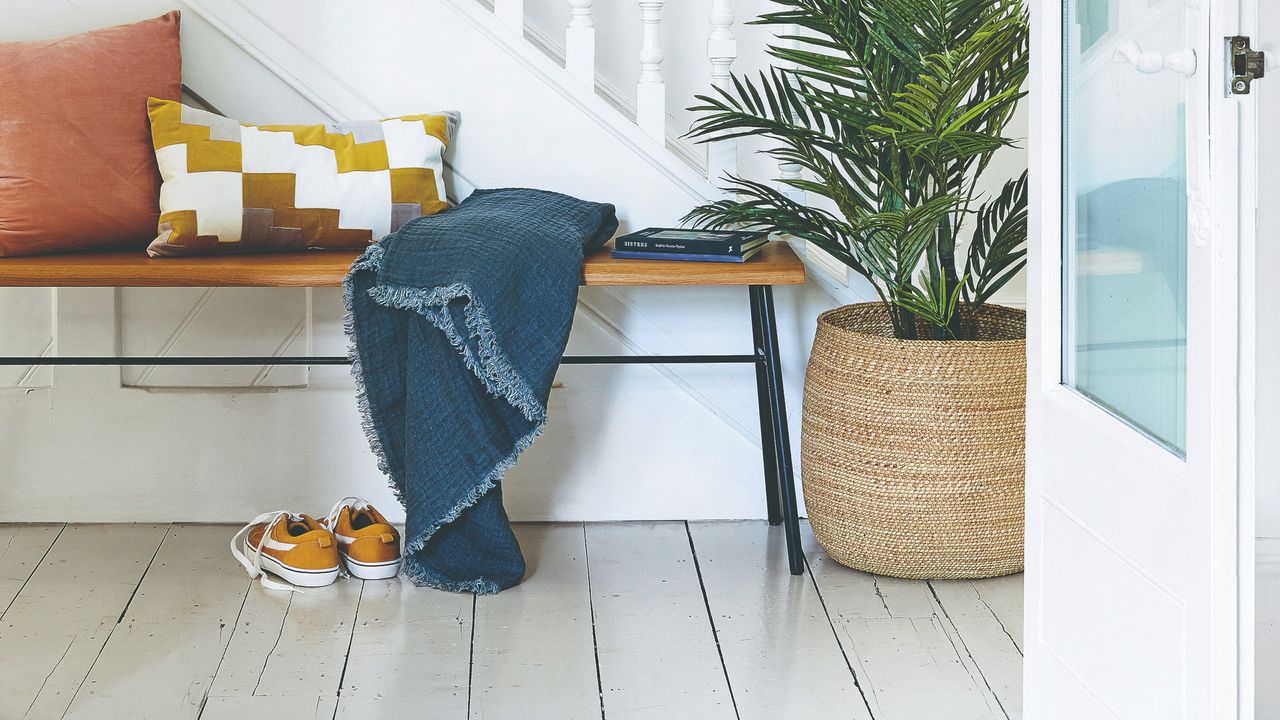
[778,30,805,204]
[566,0,596,86]
[636,0,666,142]
[706,0,738,182]
[779,160,804,202]
[494,0,523,33]
[777,28,840,280]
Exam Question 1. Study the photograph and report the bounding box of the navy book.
[613,227,768,255]
[610,245,766,264]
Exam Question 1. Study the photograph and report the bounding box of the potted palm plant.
[686,0,1029,578]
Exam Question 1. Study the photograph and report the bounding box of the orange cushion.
[0,12,181,257]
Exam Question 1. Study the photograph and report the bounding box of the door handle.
[1113,40,1197,76]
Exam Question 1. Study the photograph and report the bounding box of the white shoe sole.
[342,554,401,580]
[250,542,340,588]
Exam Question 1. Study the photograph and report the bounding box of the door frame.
[1237,0,1262,715]
[1027,0,1252,715]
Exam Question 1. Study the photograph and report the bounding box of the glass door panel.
[1062,0,1189,453]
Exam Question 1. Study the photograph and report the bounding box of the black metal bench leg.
[754,284,804,576]
[749,285,782,525]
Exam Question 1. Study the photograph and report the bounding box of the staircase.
[177,0,855,275]
[0,0,862,524]
[180,0,735,226]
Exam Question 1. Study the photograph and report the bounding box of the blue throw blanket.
[344,188,617,593]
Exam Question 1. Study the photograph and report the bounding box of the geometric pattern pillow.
[145,98,458,257]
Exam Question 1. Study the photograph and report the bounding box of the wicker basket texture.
[801,303,1026,579]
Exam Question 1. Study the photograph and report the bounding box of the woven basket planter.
[801,303,1025,579]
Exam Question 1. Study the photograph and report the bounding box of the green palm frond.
[965,170,1029,306]
[897,267,969,339]
[852,193,961,289]
[684,0,1029,340]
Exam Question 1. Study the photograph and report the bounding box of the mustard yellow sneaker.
[231,511,340,591]
[322,497,402,580]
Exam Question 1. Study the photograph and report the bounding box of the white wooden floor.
[0,521,1023,720]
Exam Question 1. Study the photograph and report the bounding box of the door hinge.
[1227,36,1266,95]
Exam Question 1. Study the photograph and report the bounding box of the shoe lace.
[323,496,374,535]
[230,510,306,593]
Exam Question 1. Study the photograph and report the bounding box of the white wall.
[0,0,1028,523]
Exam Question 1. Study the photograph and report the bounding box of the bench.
[0,241,807,574]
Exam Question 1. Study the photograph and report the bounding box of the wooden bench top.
[0,241,805,288]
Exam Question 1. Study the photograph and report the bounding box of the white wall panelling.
[0,288,53,388]
[119,288,309,388]
[53,289,120,391]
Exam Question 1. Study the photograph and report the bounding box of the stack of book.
[610,228,769,263]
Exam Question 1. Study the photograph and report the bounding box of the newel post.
[706,0,738,182]
[636,0,666,142]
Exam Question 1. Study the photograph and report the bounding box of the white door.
[1028,0,1250,716]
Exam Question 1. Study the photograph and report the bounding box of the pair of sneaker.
[230,497,401,591]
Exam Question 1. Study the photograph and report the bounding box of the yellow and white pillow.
[145,98,457,257]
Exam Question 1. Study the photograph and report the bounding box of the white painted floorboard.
[930,577,1024,719]
[689,521,870,720]
[334,564,473,719]
[201,568,362,718]
[803,527,1008,720]
[0,523,62,614]
[469,524,599,720]
[0,523,168,720]
[0,521,1024,719]
[63,525,251,720]
[587,522,736,720]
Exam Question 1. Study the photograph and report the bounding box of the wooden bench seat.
[0,237,807,577]
[0,241,805,288]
